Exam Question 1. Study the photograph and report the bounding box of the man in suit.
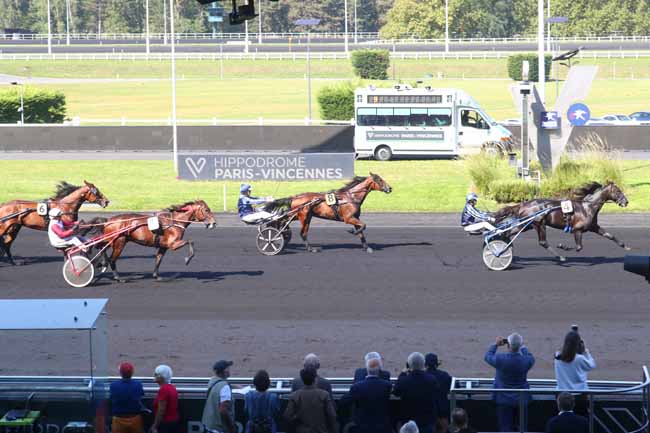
[341,357,392,433]
[393,352,440,433]
[353,352,391,383]
[284,367,338,433]
[484,333,535,432]
[292,353,333,396]
[545,392,588,433]
[425,353,453,433]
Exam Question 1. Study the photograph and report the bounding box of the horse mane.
[51,182,81,199]
[494,204,521,220]
[165,201,195,212]
[569,182,603,200]
[335,176,368,192]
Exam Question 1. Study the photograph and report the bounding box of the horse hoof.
[114,277,127,283]
[366,247,374,254]
[309,247,320,253]
[559,256,567,262]
[156,276,165,282]
[625,247,632,251]
[184,257,193,266]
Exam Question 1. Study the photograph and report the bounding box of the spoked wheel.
[62,255,95,287]
[482,239,513,271]
[256,227,286,256]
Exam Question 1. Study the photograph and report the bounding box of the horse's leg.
[166,239,194,265]
[2,225,22,266]
[574,231,584,252]
[342,216,372,253]
[594,225,631,251]
[536,223,566,262]
[108,237,127,282]
[298,210,317,252]
[152,247,168,280]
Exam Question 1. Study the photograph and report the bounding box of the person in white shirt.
[554,330,596,391]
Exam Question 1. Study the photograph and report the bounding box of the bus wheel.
[481,141,505,157]
[374,146,393,161]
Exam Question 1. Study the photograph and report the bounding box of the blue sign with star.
[567,103,591,126]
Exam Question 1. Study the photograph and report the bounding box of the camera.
[500,338,509,346]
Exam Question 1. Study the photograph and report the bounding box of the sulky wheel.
[256,227,286,256]
[62,255,95,288]
[482,239,513,271]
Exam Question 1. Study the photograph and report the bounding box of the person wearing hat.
[425,354,453,433]
[461,192,496,234]
[202,360,236,433]
[110,362,145,433]
[47,207,88,251]
[238,184,274,223]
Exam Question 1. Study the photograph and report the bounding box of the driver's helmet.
[49,208,62,218]
[466,192,479,203]
[240,183,252,193]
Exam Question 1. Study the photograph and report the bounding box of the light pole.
[47,0,52,55]
[163,0,168,45]
[65,0,71,45]
[353,0,357,45]
[537,0,545,104]
[11,82,25,125]
[295,19,320,122]
[344,0,349,54]
[169,0,179,174]
[145,0,150,55]
[445,0,449,53]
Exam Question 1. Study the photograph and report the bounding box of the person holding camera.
[554,327,596,416]
[484,333,535,432]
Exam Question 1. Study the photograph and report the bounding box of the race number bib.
[325,193,337,206]
[561,200,574,214]
[147,217,160,231]
[37,202,49,216]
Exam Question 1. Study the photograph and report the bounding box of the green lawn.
[1,160,648,213]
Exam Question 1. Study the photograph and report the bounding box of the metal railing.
[0,118,354,127]
[449,366,650,433]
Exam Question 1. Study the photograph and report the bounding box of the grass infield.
[1,160,649,213]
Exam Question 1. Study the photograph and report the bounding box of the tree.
[379,0,445,39]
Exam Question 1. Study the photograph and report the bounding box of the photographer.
[554,327,596,416]
[484,334,535,432]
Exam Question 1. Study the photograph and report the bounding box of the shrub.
[507,54,552,82]
[350,49,390,80]
[0,87,67,123]
[464,153,513,196]
[317,81,356,121]
[490,180,540,203]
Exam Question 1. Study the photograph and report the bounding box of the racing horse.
[83,200,216,282]
[265,173,392,253]
[494,181,630,262]
[0,181,110,265]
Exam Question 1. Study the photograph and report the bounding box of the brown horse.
[0,181,110,265]
[265,173,392,253]
[84,200,216,282]
[494,181,630,261]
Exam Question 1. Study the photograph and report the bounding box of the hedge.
[490,179,540,203]
[350,49,390,80]
[507,54,552,82]
[317,81,356,121]
[0,87,67,123]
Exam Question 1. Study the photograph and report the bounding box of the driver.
[461,193,496,233]
[47,208,88,251]
[238,184,274,223]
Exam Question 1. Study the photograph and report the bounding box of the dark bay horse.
[0,181,110,265]
[494,182,630,261]
[265,173,392,253]
[84,200,216,281]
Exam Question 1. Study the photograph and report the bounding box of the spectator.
[151,365,179,433]
[545,392,588,433]
[484,334,535,432]
[110,362,145,433]
[555,331,596,391]
[291,354,332,396]
[202,360,237,433]
[425,353,453,433]
[353,352,391,383]
[341,358,392,433]
[244,370,280,433]
[393,352,440,433]
[284,367,338,433]
[400,421,419,433]
[450,408,476,433]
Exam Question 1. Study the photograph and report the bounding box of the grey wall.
[0,125,355,153]
[503,125,650,151]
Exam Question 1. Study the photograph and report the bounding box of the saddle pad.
[325,193,337,206]
[147,217,160,231]
[37,202,49,216]
[561,200,574,214]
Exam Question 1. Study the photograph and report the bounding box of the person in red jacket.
[47,208,87,251]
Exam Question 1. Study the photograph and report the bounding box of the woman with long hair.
[555,331,597,416]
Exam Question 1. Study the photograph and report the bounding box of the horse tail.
[264,197,293,213]
[79,217,107,237]
[494,204,521,221]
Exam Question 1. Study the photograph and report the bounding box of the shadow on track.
[93,270,264,285]
[298,241,433,252]
[513,255,624,268]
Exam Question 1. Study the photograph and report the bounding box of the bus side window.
[409,108,428,127]
[428,108,452,127]
[357,108,377,126]
[392,108,410,127]
[461,110,488,129]
[377,108,393,127]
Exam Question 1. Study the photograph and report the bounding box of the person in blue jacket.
[484,333,536,432]
[461,193,496,233]
[238,184,273,223]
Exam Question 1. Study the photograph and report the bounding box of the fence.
[0,368,648,433]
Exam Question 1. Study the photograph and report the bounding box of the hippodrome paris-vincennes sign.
[178,153,355,181]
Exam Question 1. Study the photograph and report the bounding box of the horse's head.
[83,180,110,208]
[604,182,628,208]
[369,172,392,194]
[188,200,217,229]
